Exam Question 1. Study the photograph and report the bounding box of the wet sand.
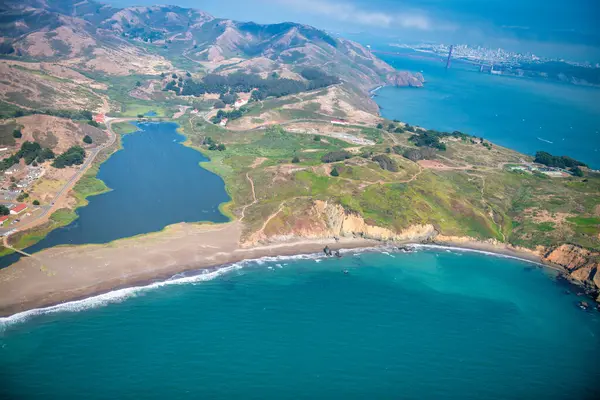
[0,221,377,317]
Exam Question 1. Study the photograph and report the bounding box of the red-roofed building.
[93,114,105,124]
[10,203,27,215]
[0,215,8,225]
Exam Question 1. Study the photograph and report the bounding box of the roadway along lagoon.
[0,122,230,268]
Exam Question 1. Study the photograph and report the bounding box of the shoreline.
[1,226,572,320]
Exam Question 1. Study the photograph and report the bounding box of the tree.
[572,166,584,177]
[0,205,9,216]
[137,114,144,119]
[217,143,226,151]
[376,123,383,129]
[292,156,300,163]
[388,123,395,131]
[83,135,93,144]
[313,135,321,142]
[52,146,86,168]
[394,127,404,133]
[213,100,226,109]
[330,167,340,177]
[135,81,142,87]
[12,129,22,138]
[33,200,40,206]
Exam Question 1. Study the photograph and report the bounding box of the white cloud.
[275,0,455,31]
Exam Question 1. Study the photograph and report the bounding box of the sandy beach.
[0,217,556,317]
[0,221,379,317]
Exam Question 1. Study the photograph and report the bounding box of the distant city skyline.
[105,0,600,62]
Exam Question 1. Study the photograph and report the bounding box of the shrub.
[83,135,93,144]
[321,150,351,163]
[330,167,339,177]
[292,156,300,163]
[33,200,40,206]
[372,154,398,172]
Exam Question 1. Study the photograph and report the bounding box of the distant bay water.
[1,248,599,399]
[0,122,230,268]
[374,49,600,168]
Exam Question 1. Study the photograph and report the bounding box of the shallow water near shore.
[1,248,598,399]
[0,122,230,268]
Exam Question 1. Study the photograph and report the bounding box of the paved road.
[0,118,123,238]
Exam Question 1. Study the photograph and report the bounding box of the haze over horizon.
[105,0,600,62]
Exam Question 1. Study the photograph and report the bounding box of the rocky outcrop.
[543,244,600,300]
[386,71,425,88]
[247,200,436,245]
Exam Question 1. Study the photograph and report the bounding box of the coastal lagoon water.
[0,122,229,268]
[375,49,600,168]
[1,248,599,399]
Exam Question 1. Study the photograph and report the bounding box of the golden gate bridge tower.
[445,45,453,69]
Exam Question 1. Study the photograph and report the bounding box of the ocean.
[1,247,599,399]
[374,49,600,168]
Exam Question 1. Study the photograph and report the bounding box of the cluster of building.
[509,164,571,177]
[1,162,44,199]
[0,203,29,225]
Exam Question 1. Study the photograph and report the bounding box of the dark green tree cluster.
[52,146,86,168]
[210,109,245,124]
[372,154,398,172]
[12,129,22,138]
[408,129,470,151]
[534,151,587,169]
[83,135,93,144]
[321,150,352,163]
[203,137,226,151]
[122,27,164,42]
[0,205,9,216]
[0,141,55,171]
[330,167,340,177]
[181,70,337,100]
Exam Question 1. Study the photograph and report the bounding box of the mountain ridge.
[0,0,423,91]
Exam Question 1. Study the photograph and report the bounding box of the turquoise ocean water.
[1,247,599,399]
[375,50,600,168]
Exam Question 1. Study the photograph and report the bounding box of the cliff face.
[543,244,600,299]
[246,200,436,245]
[386,71,425,88]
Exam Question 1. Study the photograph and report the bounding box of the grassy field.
[181,117,600,249]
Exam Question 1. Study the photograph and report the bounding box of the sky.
[104,0,600,61]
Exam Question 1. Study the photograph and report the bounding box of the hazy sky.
[104,0,600,61]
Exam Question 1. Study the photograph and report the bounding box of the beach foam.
[0,244,545,328]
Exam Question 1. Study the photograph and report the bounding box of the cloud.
[275,0,454,31]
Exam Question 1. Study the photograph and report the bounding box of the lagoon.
[0,122,229,267]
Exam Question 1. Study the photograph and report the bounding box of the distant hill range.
[0,0,424,91]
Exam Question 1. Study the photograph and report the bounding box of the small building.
[234,99,248,109]
[219,118,228,127]
[331,119,349,126]
[190,109,199,114]
[93,114,105,124]
[10,203,27,215]
[0,215,8,225]
[4,164,24,176]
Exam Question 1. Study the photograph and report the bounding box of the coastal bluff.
[543,244,600,300]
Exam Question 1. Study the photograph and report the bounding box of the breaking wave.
[0,244,544,328]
